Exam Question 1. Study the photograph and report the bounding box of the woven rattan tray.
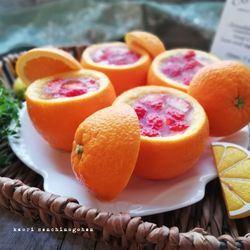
[0,45,250,250]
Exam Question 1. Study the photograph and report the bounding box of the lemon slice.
[211,142,250,219]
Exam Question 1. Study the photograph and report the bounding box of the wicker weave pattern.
[0,46,250,250]
[0,169,249,249]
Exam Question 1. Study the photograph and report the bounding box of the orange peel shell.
[114,86,209,180]
[147,48,220,92]
[26,69,116,151]
[81,42,151,95]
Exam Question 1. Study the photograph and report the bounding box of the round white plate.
[8,103,249,216]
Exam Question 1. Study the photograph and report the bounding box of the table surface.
[0,208,120,250]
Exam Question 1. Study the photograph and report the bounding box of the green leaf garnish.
[0,80,22,167]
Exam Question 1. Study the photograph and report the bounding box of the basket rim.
[0,45,249,249]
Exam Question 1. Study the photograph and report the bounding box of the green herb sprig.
[0,80,22,167]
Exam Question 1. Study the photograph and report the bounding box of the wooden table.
[0,208,119,250]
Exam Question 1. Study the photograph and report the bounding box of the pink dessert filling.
[132,93,193,137]
[43,77,100,99]
[160,50,213,86]
[91,46,141,66]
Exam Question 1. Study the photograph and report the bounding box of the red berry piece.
[59,79,88,97]
[150,99,164,111]
[166,117,176,126]
[169,121,189,132]
[146,113,164,130]
[59,88,87,97]
[166,107,185,120]
[182,76,192,86]
[134,104,147,119]
[163,66,182,78]
[95,47,140,66]
[88,79,97,85]
[141,127,160,137]
[183,60,198,71]
[184,50,195,60]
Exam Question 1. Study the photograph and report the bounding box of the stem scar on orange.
[114,86,209,180]
[71,104,141,200]
[26,69,116,152]
[188,61,250,137]
[16,47,82,85]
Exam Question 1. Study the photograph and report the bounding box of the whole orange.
[188,61,250,136]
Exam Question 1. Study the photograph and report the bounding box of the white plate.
[8,104,249,216]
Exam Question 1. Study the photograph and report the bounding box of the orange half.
[114,86,209,180]
[26,69,116,151]
[16,47,82,85]
[81,42,151,95]
[71,104,140,200]
[125,30,166,58]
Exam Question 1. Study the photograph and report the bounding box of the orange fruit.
[80,42,151,95]
[188,61,250,137]
[26,69,116,151]
[212,142,250,219]
[16,47,82,85]
[71,104,140,200]
[114,86,209,180]
[125,30,166,59]
[147,48,220,92]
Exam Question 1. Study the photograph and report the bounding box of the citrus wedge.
[71,104,140,200]
[125,30,166,59]
[26,69,116,151]
[81,42,151,95]
[114,86,209,179]
[211,142,250,219]
[148,48,220,92]
[16,47,82,85]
